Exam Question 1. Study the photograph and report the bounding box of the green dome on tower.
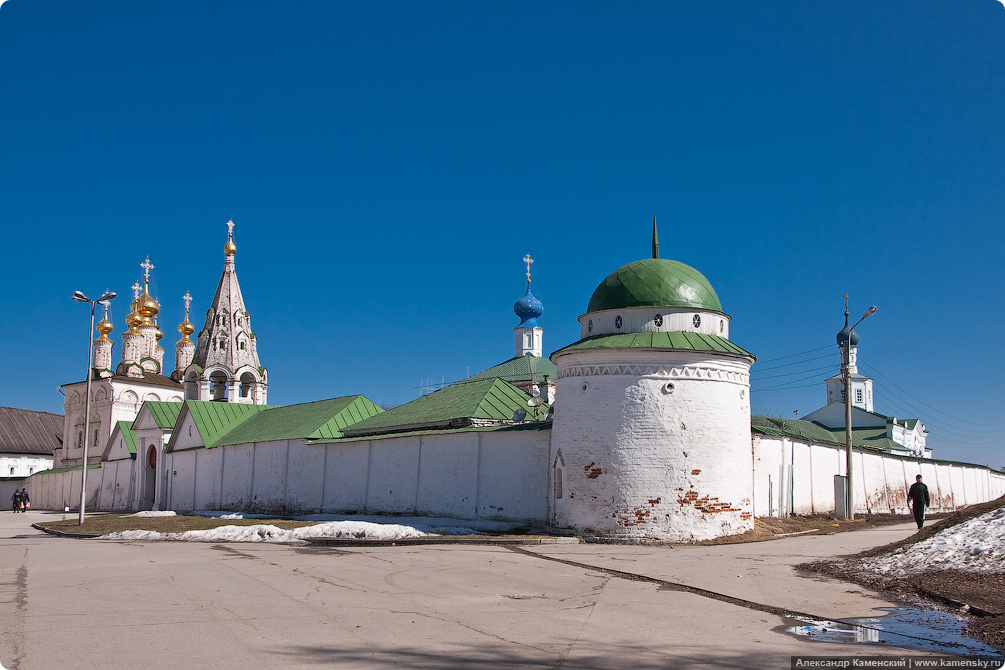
[586,257,722,313]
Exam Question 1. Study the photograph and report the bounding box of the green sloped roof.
[215,396,383,446]
[113,420,138,455]
[185,401,272,448]
[751,416,916,452]
[587,258,722,313]
[553,332,754,359]
[344,378,543,436]
[135,401,183,430]
[466,354,557,384]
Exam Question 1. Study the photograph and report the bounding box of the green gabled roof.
[466,354,557,384]
[134,401,183,430]
[185,401,272,448]
[587,258,722,313]
[343,378,544,437]
[214,396,383,447]
[553,332,754,359]
[114,420,138,455]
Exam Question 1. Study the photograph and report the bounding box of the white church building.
[30,220,1005,542]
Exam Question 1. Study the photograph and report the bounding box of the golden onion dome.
[224,236,237,256]
[96,314,114,335]
[136,287,160,321]
[125,305,144,331]
[178,316,195,338]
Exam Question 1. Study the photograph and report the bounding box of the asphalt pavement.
[0,510,939,669]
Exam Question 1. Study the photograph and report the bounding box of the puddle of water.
[782,607,1003,657]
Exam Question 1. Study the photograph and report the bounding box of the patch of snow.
[126,511,177,518]
[101,520,438,544]
[855,506,1005,578]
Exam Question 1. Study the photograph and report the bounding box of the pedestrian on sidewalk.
[908,474,930,529]
[20,488,29,511]
[11,489,23,513]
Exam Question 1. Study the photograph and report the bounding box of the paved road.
[0,511,930,669]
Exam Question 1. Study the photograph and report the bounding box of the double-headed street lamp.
[71,290,116,525]
[843,304,877,521]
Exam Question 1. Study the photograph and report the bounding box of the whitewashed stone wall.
[549,348,754,542]
[161,429,550,522]
[753,434,1005,517]
[1,454,53,478]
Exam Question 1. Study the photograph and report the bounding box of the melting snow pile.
[855,506,1005,578]
[100,513,520,543]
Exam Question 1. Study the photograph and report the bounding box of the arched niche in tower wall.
[184,371,200,400]
[94,388,106,402]
[210,370,229,400]
[143,393,161,402]
[239,371,258,398]
[68,392,80,405]
[121,390,139,407]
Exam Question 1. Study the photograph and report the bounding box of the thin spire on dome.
[523,253,534,284]
[652,216,659,259]
[225,219,237,256]
[177,290,195,343]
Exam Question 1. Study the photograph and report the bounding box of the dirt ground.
[801,495,1005,652]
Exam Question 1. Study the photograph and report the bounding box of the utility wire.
[754,352,833,373]
[755,344,832,365]
[860,361,1005,428]
[752,364,836,382]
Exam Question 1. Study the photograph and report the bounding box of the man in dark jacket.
[11,489,22,513]
[908,475,930,529]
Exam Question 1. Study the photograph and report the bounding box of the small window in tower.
[588,319,593,333]
[855,389,863,403]
[77,432,83,449]
[720,319,724,333]
[29,467,33,474]
[615,315,623,329]
[212,340,217,351]
[693,314,701,328]
[9,467,13,475]
[239,341,246,350]
[237,317,242,326]
[654,314,663,328]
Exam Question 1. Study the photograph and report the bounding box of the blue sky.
[1,1,1003,466]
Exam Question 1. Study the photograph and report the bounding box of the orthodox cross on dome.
[182,291,193,314]
[227,219,235,237]
[523,254,534,284]
[140,257,155,282]
[844,291,849,316]
[131,282,142,299]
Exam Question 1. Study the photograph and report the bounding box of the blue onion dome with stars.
[514,253,543,327]
[514,285,544,327]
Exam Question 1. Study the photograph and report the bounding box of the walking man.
[908,474,930,529]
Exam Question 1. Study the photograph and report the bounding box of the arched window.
[210,371,229,400]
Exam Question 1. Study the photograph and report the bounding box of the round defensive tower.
[549,223,756,542]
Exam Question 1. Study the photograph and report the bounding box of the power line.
[752,364,836,382]
[755,344,832,365]
[860,361,1005,428]
[754,352,833,373]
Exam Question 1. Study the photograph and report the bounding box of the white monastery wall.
[160,429,549,522]
[753,434,1005,517]
[550,349,754,542]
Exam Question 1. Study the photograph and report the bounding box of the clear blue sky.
[1,1,1003,466]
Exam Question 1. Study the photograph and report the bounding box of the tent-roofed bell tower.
[183,220,268,404]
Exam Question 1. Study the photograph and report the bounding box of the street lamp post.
[71,290,116,525]
[843,304,877,521]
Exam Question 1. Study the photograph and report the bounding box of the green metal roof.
[587,258,722,313]
[751,416,916,452]
[113,420,138,455]
[343,378,545,436]
[134,401,183,430]
[215,396,383,447]
[552,332,754,359]
[466,354,557,384]
[185,401,272,448]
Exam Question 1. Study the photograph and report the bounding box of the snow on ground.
[127,511,177,518]
[854,506,1005,578]
[100,511,527,543]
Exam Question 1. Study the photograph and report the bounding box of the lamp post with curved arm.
[843,304,877,521]
[71,290,116,525]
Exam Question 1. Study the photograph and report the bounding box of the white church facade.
[29,220,1005,542]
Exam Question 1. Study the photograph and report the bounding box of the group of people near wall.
[11,488,29,513]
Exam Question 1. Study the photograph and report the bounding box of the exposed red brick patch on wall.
[691,469,701,475]
[677,489,740,514]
